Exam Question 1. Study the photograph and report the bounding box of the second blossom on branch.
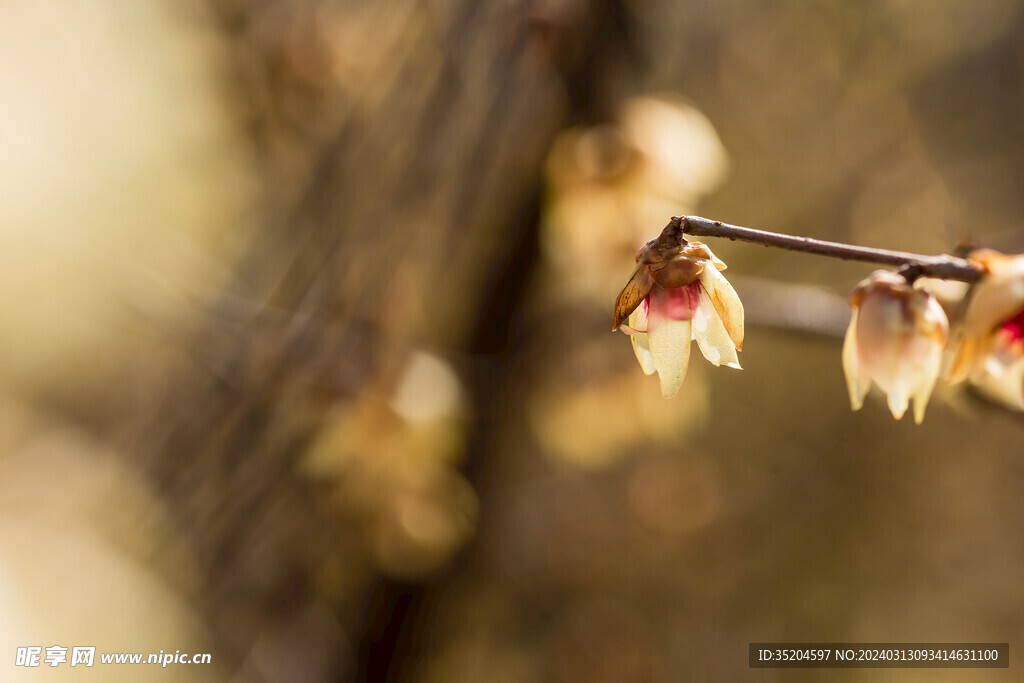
[842,270,949,424]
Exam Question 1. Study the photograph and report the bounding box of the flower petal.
[950,251,1024,381]
[692,286,740,369]
[971,352,1024,411]
[627,309,655,375]
[885,380,910,421]
[618,299,650,334]
[631,331,656,376]
[841,309,870,411]
[871,327,941,421]
[634,297,649,331]
[948,334,985,384]
[648,288,692,398]
[964,252,1024,333]
[910,341,944,424]
[860,296,943,422]
[697,266,744,350]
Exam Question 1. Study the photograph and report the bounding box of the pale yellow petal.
[951,253,1024,380]
[691,286,740,369]
[961,254,1024,337]
[948,334,984,384]
[885,383,910,421]
[910,342,944,424]
[630,331,656,376]
[971,353,1024,411]
[872,299,945,422]
[648,296,692,398]
[919,295,951,342]
[842,309,870,411]
[877,333,942,422]
[698,266,744,350]
[634,297,649,331]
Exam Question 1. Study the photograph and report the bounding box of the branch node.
[898,263,925,284]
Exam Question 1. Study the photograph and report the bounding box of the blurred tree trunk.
[128,1,635,679]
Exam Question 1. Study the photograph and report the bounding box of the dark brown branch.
[670,215,983,283]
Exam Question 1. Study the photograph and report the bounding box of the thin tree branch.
[669,215,983,283]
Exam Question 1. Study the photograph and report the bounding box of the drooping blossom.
[842,270,949,423]
[613,223,743,398]
[948,249,1024,410]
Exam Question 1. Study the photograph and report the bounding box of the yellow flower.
[613,236,743,398]
[948,249,1024,410]
[842,270,949,423]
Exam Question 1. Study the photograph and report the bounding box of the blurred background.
[2,0,1024,681]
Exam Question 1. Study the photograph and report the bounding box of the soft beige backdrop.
[1,1,1023,681]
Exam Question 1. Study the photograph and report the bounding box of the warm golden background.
[2,1,1024,681]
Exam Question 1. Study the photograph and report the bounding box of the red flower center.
[662,282,702,320]
[1000,308,1024,344]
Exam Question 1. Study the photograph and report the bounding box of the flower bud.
[842,270,948,423]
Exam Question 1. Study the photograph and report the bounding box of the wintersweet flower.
[948,249,1024,410]
[842,270,949,424]
[613,230,743,398]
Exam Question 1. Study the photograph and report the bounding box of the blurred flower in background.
[542,95,728,307]
[528,96,729,466]
[303,351,477,578]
